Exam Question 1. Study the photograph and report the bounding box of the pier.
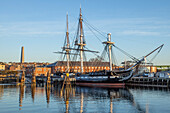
[1,74,170,88]
[126,77,170,88]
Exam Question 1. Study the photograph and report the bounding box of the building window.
[37,68,42,71]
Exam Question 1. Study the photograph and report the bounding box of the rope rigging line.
[84,22,106,38]
[149,52,159,63]
[111,48,118,66]
[101,46,108,62]
[145,44,164,63]
[83,21,104,43]
[83,16,107,37]
[112,44,139,62]
[84,46,103,67]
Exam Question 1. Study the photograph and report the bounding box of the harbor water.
[0,84,170,113]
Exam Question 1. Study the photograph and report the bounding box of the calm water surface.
[0,84,170,113]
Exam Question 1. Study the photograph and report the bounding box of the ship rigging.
[54,7,164,86]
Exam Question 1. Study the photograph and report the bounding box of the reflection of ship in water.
[76,86,134,101]
[76,86,145,113]
[59,84,75,113]
[19,84,52,108]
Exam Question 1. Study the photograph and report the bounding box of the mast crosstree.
[102,33,115,72]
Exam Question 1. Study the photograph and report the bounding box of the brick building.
[47,61,120,74]
[25,66,51,76]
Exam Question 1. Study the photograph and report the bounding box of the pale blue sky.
[0,0,170,65]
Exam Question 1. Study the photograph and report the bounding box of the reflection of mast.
[60,79,75,113]
[62,83,73,113]
[65,88,70,113]
[110,97,113,113]
[146,103,149,113]
[80,92,84,113]
[31,85,36,103]
[19,85,25,109]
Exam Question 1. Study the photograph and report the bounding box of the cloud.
[0,21,66,38]
[1,17,170,39]
[119,30,160,36]
[86,17,170,37]
[11,31,64,35]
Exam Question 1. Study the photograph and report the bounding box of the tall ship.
[55,7,164,87]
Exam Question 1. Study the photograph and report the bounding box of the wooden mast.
[79,7,86,73]
[102,33,115,72]
[66,13,70,73]
[108,33,113,71]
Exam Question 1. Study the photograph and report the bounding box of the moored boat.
[55,7,164,87]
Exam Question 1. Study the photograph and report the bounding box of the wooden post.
[46,71,51,87]
[31,71,36,86]
[21,71,25,84]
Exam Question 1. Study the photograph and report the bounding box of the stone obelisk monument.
[21,46,24,63]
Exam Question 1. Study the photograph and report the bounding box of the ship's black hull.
[76,77,126,88]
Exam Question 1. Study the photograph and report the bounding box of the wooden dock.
[126,77,170,88]
[1,75,170,88]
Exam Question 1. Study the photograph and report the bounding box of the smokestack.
[21,46,24,63]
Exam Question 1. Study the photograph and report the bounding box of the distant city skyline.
[0,0,170,65]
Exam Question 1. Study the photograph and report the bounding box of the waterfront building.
[136,65,157,74]
[47,61,157,74]
[48,61,118,74]
[25,66,51,76]
[8,65,21,71]
[0,64,5,71]
[5,62,49,71]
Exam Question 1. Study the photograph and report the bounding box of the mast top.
[102,33,115,45]
[80,5,82,17]
[66,13,68,33]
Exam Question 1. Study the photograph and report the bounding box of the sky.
[0,0,170,65]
